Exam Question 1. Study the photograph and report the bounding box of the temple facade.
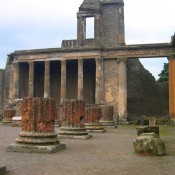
[1,0,175,121]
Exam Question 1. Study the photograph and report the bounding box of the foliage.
[157,63,168,83]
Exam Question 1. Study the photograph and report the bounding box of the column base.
[99,121,115,128]
[58,127,92,139]
[2,121,12,124]
[7,143,66,154]
[85,123,106,133]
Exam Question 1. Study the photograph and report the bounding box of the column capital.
[168,55,175,60]
[117,57,127,63]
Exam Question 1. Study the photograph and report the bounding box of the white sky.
[0,0,174,79]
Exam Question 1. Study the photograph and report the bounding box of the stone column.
[168,57,175,121]
[77,16,86,46]
[7,97,66,153]
[118,58,127,120]
[78,59,83,100]
[28,61,34,97]
[13,62,19,101]
[44,61,50,98]
[60,60,67,103]
[58,99,91,139]
[95,14,101,45]
[95,58,102,104]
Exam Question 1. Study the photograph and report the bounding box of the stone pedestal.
[136,126,159,137]
[2,109,16,124]
[99,105,115,127]
[7,97,66,153]
[85,106,106,133]
[149,117,156,126]
[58,99,92,139]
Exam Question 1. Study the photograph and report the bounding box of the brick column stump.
[2,109,16,124]
[85,106,106,133]
[99,105,115,127]
[7,97,66,154]
[58,99,92,139]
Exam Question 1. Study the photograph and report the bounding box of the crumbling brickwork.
[3,109,16,123]
[22,97,56,132]
[61,99,85,127]
[85,106,101,123]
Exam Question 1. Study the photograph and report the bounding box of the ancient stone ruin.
[99,105,115,127]
[7,97,66,153]
[133,133,166,156]
[0,0,174,124]
[58,99,92,139]
[85,106,106,132]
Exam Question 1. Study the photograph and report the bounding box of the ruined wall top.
[79,0,124,10]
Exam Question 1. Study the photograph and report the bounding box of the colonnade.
[12,58,128,119]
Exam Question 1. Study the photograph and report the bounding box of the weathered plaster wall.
[103,59,119,121]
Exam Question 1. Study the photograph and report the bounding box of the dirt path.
[0,124,175,175]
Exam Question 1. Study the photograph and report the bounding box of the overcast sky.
[0,0,174,79]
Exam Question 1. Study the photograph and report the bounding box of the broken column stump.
[58,99,92,139]
[12,99,23,127]
[99,105,115,127]
[7,97,66,153]
[85,106,106,133]
[2,109,16,124]
[133,132,166,156]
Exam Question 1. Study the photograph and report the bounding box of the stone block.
[133,133,166,156]
[136,126,159,136]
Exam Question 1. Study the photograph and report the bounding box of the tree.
[157,63,169,83]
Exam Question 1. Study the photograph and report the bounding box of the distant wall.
[0,69,4,115]
[127,59,169,121]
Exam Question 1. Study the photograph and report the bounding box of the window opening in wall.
[86,17,94,39]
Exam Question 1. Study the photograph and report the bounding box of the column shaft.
[118,58,127,120]
[61,60,67,103]
[44,61,50,98]
[78,59,83,100]
[95,58,102,104]
[13,62,19,101]
[169,57,175,120]
[28,62,34,97]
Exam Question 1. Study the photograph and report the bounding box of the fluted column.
[169,56,175,121]
[78,59,83,100]
[28,61,34,97]
[13,62,19,101]
[60,60,67,103]
[118,58,127,120]
[95,58,102,104]
[44,61,50,98]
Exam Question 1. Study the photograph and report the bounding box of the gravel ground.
[0,124,175,175]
